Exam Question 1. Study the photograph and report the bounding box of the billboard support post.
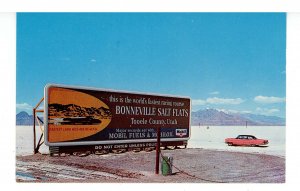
[155,126,161,174]
[33,108,36,154]
[33,97,44,154]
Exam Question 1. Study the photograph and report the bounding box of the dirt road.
[16,148,285,183]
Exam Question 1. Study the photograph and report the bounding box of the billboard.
[44,84,191,146]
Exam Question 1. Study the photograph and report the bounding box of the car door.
[236,135,247,145]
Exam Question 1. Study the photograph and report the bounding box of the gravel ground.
[16,148,285,183]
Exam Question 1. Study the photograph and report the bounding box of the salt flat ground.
[16,126,48,156]
[15,126,285,183]
[188,126,285,157]
[16,125,285,157]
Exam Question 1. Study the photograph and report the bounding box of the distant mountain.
[237,113,285,126]
[16,111,34,125]
[191,109,285,126]
[16,111,44,125]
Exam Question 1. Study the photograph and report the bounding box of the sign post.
[155,126,161,174]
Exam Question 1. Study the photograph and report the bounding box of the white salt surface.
[16,125,285,157]
[188,126,285,157]
[16,126,48,156]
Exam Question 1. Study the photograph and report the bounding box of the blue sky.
[16,13,286,117]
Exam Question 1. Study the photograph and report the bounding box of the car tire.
[227,143,233,146]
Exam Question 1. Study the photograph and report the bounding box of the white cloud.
[192,97,244,106]
[206,97,244,105]
[254,95,285,104]
[256,107,280,115]
[209,91,219,95]
[16,103,33,111]
[192,99,206,106]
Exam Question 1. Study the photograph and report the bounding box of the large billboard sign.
[44,84,191,146]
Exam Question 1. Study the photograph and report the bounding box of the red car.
[225,135,268,146]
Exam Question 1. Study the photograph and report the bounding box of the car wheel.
[227,142,233,146]
[250,144,256,147]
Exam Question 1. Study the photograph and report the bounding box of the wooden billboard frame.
[33,97,44,154]
[33,84,191,156]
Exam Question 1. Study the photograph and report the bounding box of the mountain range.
[16,108,285,126]
[191,109,285,126]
